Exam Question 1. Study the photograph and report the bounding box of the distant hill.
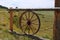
[0,5,8,9]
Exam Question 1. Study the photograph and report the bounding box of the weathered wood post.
[54,0,60,40]
[54,9,60,40]
[9,7,13,32]
[55,0,60,7]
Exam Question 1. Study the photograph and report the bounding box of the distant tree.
[16,7,18,9]
[0,5,8,9]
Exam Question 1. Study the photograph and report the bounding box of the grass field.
[0,9,54,40]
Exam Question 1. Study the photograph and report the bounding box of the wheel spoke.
[21,20,26,24]
[29,26,34,33]
[21,21,24,23]
[30,25,37,32]
[25,13,28,20]
[22,17,26,21]
[21,24,26,27]
[30,13,34,20]
[32,23,38,25]
[24,25,30,34]
[28,12,30,19]
[20,22,26,33]
[24,25,28,32]
[28,26,30,34]
[33,24,38,29]
[21,24,27,31]
[31,18,37,22]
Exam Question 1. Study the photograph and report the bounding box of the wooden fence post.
[54,10,60,40]
[54,0,60,40]
[9,7,13,32]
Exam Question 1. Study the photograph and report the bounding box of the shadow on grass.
[8,31,43,40]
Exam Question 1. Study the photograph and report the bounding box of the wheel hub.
[27,20,31,25]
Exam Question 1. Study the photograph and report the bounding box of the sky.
[0,0,55,8]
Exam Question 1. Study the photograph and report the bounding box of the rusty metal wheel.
[19,10,41,35]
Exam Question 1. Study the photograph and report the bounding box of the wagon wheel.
[19,10,40,35]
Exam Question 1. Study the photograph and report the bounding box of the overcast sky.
[0,0,55,8]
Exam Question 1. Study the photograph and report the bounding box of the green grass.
[0,10,54,40]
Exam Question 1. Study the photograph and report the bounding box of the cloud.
[0,0,54,8]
